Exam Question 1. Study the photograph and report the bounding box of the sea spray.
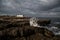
[29,17,60,35]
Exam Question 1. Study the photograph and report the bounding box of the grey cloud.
[0,0,60,17]
[49,7,60,12]
[35,12,60,17]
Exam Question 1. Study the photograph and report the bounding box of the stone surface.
[0,16,60,40]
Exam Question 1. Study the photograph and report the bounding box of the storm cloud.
[0,0,60,17]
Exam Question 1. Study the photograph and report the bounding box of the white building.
[16,15,24,17]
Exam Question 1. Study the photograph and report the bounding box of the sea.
[39,17,60,35]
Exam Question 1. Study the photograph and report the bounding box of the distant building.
[16,15,24,17]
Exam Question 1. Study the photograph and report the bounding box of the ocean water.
[47,18,60,35]
[46,26,60,35]
[38,17,60,35]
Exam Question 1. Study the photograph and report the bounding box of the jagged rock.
[44,28,55,38]
[0,16,60,40]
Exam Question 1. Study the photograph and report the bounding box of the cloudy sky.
[0,0,60,17]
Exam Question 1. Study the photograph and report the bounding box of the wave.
[30,17,60,35]
[38,26,60,35]
[46,26,60,35]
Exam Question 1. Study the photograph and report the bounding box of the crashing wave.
[29,17,60,35]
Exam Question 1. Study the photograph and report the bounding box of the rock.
[44,28,54,38]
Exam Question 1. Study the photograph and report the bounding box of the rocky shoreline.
[0,16,60,40]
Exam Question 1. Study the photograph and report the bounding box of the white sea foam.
[30,17,60,35]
